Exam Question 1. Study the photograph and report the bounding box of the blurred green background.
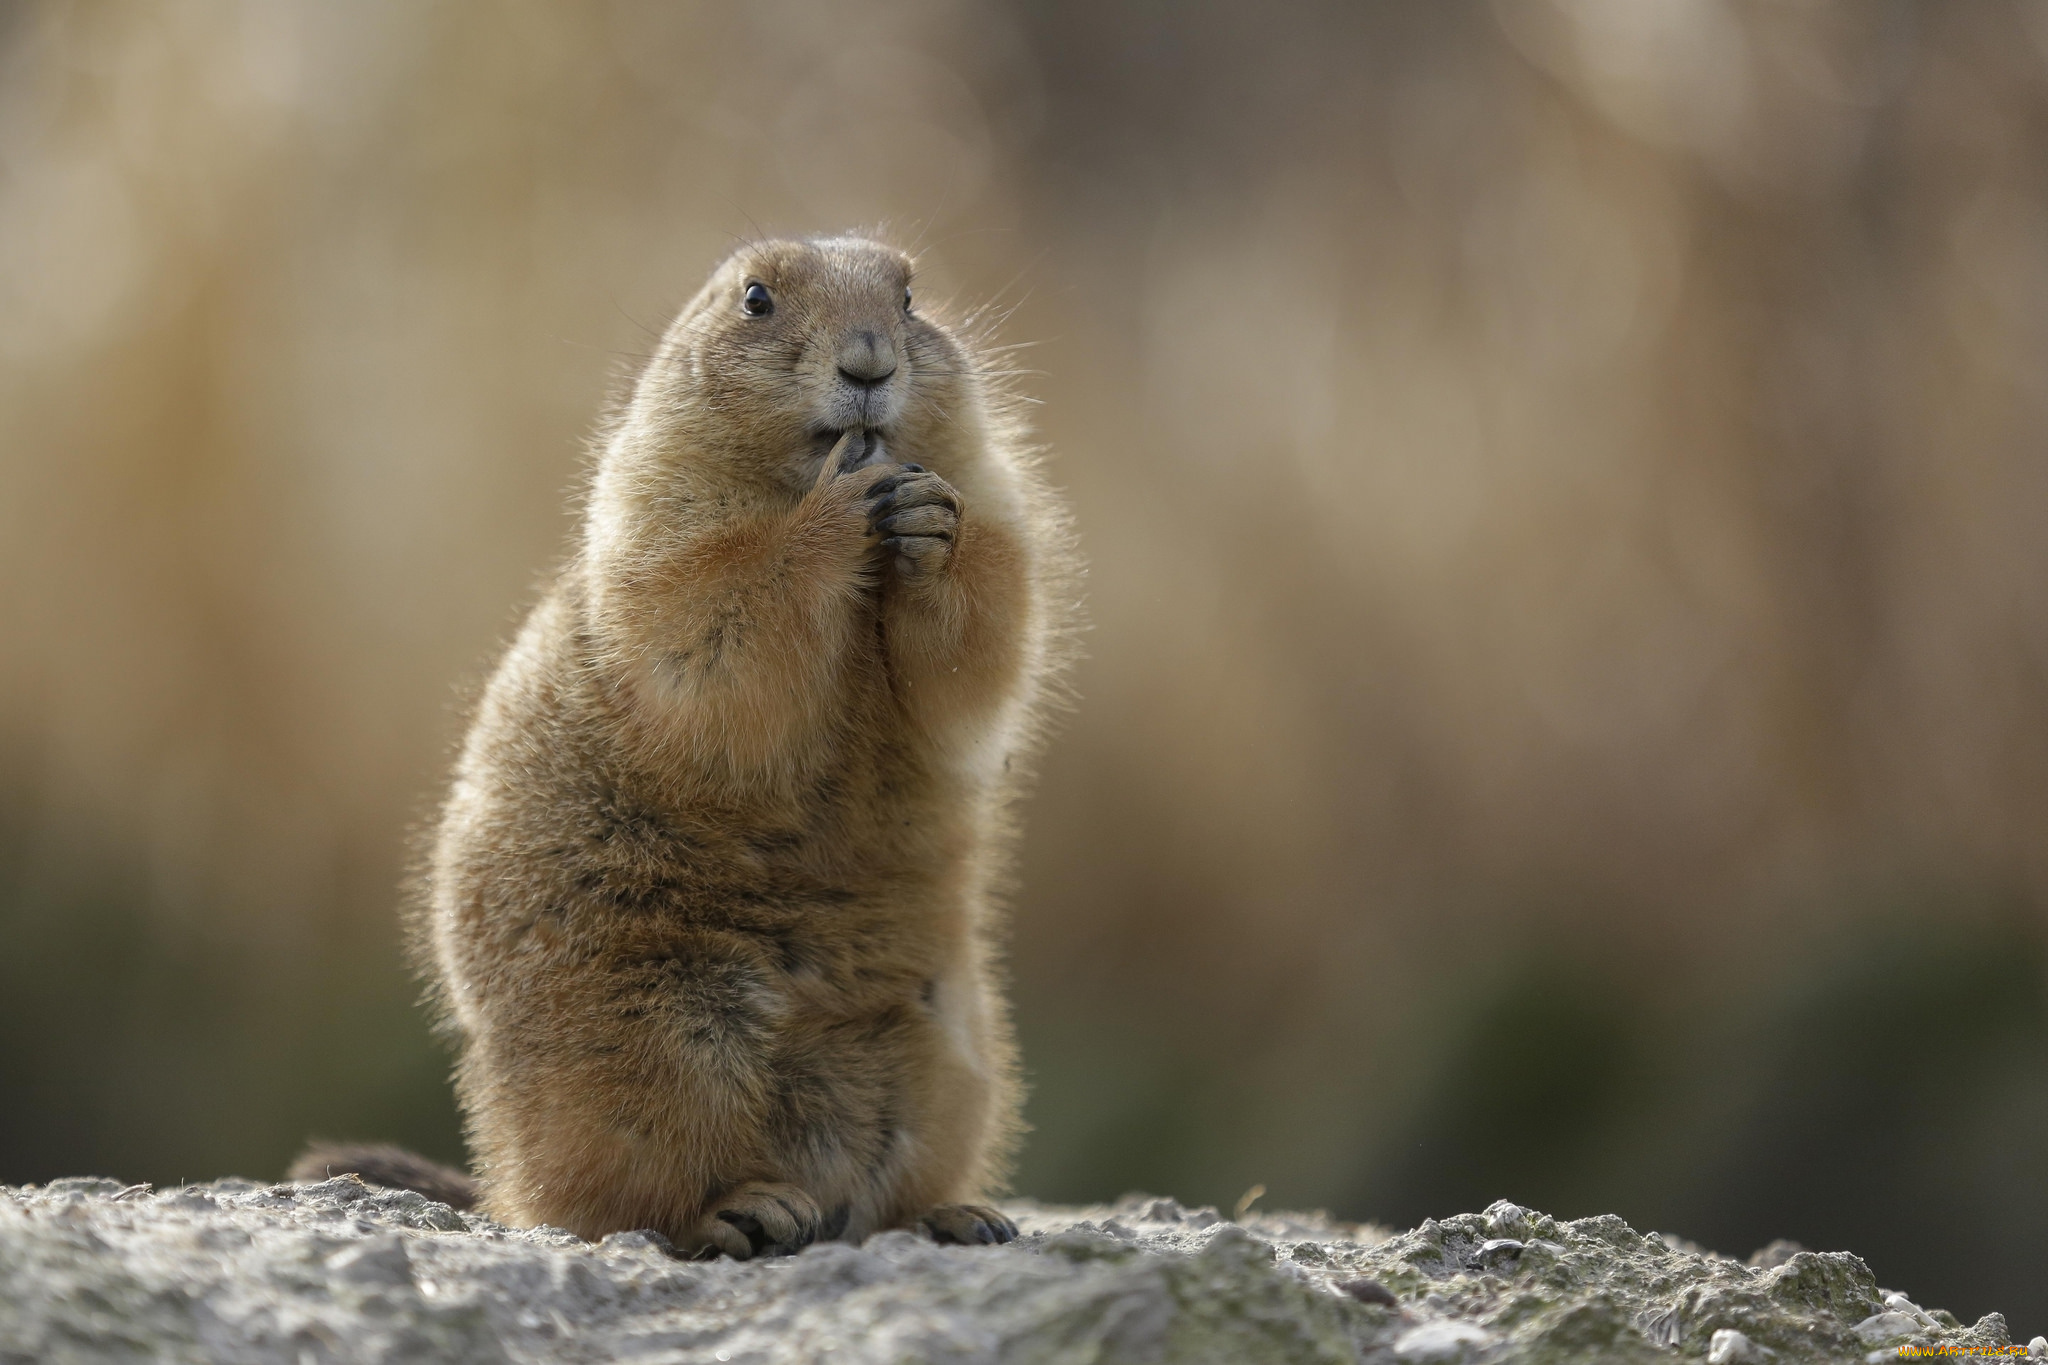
[5,0,2048,1333]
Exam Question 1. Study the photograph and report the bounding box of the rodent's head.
[628,236,982,495]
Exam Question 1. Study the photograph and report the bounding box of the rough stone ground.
[0,1177,2038,1364]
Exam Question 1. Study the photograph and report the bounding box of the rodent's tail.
[286,1141,477,1212]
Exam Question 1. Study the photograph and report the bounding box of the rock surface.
[0,1177,2032,1363]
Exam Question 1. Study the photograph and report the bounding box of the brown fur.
[413,237,1078,1257]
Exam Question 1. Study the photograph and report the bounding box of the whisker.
[610,298,667,342]
[558,337,660,364]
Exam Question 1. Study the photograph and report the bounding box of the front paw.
[920,1203,1018,1245]
[865,465,960,581]
[699,1181,821,1260]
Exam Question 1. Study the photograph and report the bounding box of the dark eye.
[903,286,913,313]
[742,282,772,317]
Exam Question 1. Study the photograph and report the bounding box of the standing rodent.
[295,236,1077,1258]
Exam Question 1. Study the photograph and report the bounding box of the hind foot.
[921,1203,1018,1245]
[699,1182,821,1260]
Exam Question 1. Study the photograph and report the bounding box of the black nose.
[836,330,898,387]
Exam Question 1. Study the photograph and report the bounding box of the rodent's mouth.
[811,426,893,467]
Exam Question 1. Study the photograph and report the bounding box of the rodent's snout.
[835,330,898,388]
[813,316,908,434]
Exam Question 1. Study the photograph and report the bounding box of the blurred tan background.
[4,0,2048,1327]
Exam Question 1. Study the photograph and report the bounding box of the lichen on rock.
[0,1180,2029,1363]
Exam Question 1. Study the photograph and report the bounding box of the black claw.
[901,462,925,473]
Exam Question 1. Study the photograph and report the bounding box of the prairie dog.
[383,237,1074,1257]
